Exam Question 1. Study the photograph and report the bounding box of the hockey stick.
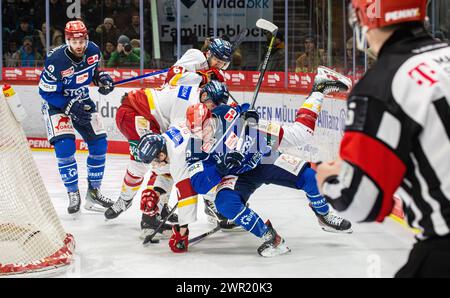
[189,224,221,246]
[113,68,169,86]
[142,202,178,246]
[236,19,278,152]
[232,28,249,52]
[249,19,278,108]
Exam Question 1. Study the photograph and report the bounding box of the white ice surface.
[31,151,414,278]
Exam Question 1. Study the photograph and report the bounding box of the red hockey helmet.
[350,0,427,30]
[349,0,427,51]
[65,20,88,41]
[186,103,212,135]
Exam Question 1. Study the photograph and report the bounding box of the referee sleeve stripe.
[340,131,406,222]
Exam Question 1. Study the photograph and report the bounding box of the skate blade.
[259,244,291,258]
[320,226,353,234]
[84,200,107,213]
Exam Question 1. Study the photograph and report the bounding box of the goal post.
[0,91,75,276]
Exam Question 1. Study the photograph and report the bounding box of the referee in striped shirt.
[317,0,450,277]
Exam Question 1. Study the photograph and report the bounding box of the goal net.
[0,92,75,276]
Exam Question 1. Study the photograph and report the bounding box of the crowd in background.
[2,0,153,68]
[1,0,449,74]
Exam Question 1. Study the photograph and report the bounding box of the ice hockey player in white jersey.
[164,38,231,87]
[39,20,115,217]
[105,81,230,239]
[162,37,239,229]
[137,68,353,254]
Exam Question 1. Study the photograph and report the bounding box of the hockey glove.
[196,70,211,87]
[140,188,160,217]
[215,151,245,176]
[196,68,225,87]
[64,97,94,126]
[169,225,189,253]
[208,68,225,82]
[236,103,250,113]
[93,71,114,95]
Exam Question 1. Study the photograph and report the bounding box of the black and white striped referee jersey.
[322,26,450,240]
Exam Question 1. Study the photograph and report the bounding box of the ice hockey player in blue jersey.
[39,20,115,217]
[183,70,353,256]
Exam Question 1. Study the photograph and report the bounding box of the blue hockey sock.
[297,167,329,215]
[87,154,106,189]
[86,138,107,189]
[54,138,78,193]
[215,189,268,238]
[57,155,79,193]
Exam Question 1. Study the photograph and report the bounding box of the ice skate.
[139,213,174,240]
[257,220,291,257]
[105,197,132,220]
[67,190,81,219]
[313,208,353,234]
[312,66,352,95]
[84,188,114,212]
[204,198,243,232]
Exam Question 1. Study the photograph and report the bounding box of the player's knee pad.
[87,137,108,155]
[215,189,244,219]
[54,138,76,159]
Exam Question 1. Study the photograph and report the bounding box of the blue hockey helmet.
[137,133,167,164]
[208,38,232,69]
[200,80,230,107]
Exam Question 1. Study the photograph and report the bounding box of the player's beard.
[67,39,87,57]
[70,46,85,57]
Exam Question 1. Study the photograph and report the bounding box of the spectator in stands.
[10,17,40,53]
[37,22,63,53]
[295,36,324,73]
[264,31,285,71]
[107,35,145,68]
[130,38,152,67]
[101,41,116,67]
[11,35,43,67]
[122,13,141,41]
[4,39,19,67]
[95,17,120,49]
[50,32,64,50]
